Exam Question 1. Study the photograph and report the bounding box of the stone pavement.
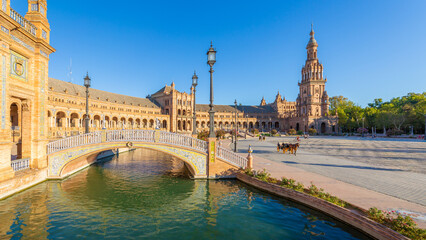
[230,136,426,228]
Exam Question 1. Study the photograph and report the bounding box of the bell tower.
[25,0,51,43]
[298,24,329,118]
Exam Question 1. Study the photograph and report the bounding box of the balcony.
[9,8,37,37]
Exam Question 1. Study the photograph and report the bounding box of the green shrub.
[308,128,317,135]
[215,129,226,139]
[251,129,259,134]
[367,207,426,240]
[255,169,270,182]
[244,168,255,177]
[296,130,304,135]
[270,129,278,135]
[197,130,209,141]
[288,129,296,135]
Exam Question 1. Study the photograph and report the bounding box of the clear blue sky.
[12,0,426,106]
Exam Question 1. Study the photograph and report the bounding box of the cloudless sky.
[11,0,426,106]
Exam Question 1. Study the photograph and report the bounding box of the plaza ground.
[232,136,426,228]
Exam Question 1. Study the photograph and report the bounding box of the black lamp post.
[192,71,198,136]
[84,73,91,134]
[245,114,248,139]
[234,99,238,152]
[207,42,217,138]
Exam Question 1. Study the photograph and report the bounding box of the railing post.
[247,145,253,169]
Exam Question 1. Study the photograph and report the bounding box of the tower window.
[42,30,47,39]
[31,4,38,11]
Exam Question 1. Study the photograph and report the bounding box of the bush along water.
[367,207,426,240]
[243,168,425,239]
[244,168,347,207]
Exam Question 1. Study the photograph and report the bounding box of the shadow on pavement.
[281,161,405,172]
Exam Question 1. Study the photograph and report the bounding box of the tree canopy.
[330,93,426,134]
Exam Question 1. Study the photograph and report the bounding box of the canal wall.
[236,172,408,240]
[0,168,47,200]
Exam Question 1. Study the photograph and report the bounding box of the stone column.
[21,102,31,159]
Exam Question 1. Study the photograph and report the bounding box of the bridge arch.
[47,130,209,179]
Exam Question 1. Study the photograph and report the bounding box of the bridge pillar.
[207,137,216,178]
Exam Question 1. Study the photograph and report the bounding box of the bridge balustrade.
[47,130,208,155]
[217,147,248,169]
[47,132,102,154]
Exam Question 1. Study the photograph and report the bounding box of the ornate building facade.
[0,0,55,180]
[0,1,337,181]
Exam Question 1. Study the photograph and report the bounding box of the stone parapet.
[236,172,408,240]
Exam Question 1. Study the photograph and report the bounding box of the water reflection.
[0,149,371,239]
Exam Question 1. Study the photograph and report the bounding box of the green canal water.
[0,149,371,239]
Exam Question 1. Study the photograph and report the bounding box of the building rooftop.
[195,104,276,114]
[237,105,276,114]
[195,104,241,113]
[48,78,160,109]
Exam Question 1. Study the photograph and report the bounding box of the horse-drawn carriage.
[277,142,300,155]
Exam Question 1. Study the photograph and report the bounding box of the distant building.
[0,1,337,170]
[46,26,337,137]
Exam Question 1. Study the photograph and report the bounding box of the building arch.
[275,122,280,129]
[70,113,79,127]
[56,111,66,127]
[321,122,326,134]
[178,120,182,131]
[94,115,101,128]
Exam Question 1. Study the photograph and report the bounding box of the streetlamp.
[269,117,272,132]
[84,73,91,134]
[207,42,217,138]
[234,99,238,152]
[192,71,198,136]
[245,114,248,139]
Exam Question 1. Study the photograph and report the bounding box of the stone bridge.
[46,130,250,179]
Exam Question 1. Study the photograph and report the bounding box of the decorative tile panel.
[10,50,28,81]
[1,55,5,129]
[40,50,48,58]
[1,26,8,34]
[11,35,35,52]
[1,0,6,12]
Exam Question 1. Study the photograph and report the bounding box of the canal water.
[0,149,371,239]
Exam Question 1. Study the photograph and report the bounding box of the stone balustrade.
[10,8,37,36]
[217,147,248,169]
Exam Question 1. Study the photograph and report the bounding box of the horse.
[278,142,299,155]
[277,142,291,154]
[289,143,300,155]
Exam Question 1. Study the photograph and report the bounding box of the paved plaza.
[234,136,426,227]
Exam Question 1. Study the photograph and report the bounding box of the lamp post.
[84,73,91,134]
[192,71,198,136]
[207,42,217,138]
[245,114,248,139]
[424,114,426,141]
[269,117,272,132]
[234,99,238,152]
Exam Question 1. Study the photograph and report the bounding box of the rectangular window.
[42,30,47,39]
[31,3,38,11]
[2,0,7,12]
